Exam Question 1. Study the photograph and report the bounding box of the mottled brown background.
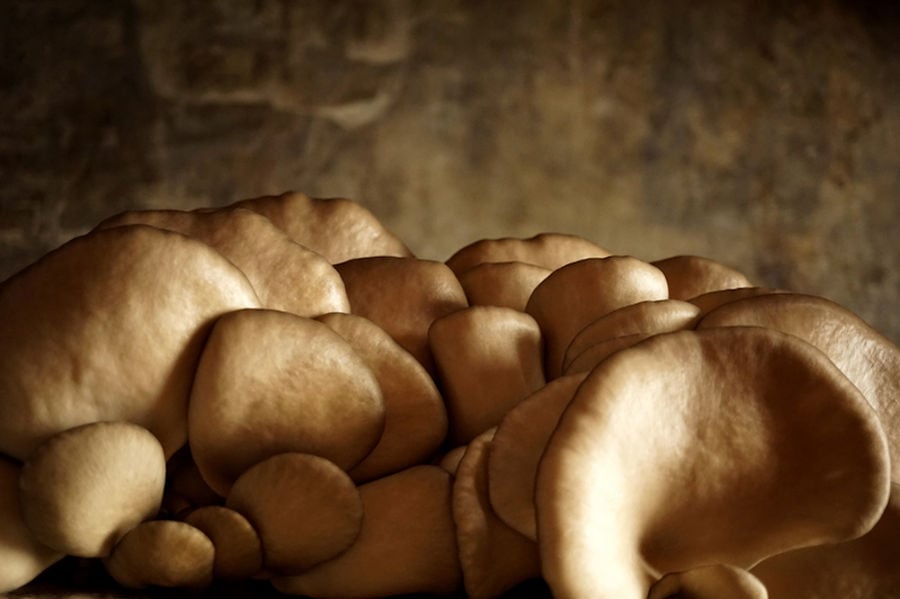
[1,0,898,342]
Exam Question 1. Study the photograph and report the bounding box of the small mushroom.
[103,520,214,589]
[188,308,385,495]
[226,453,362,574]
[445,232,611,275]
[272,465,462,598]
[688,286,786,317]
[429,306,546,445]
[183,505,263,581]
[437,445,468,475]
[563,333,653,376]
[651,254,752,300]
[648,564,768,599]
[536,328,890,598]
[18,421,166,558]
[457,261,552,312]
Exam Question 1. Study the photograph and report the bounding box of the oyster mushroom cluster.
[0,192,898,599]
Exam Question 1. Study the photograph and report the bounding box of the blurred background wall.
[1,0,898,342]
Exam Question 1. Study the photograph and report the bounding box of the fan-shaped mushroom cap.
[651,255,752,300]
[316,313,447,483]
[226,453,362,574]
[457,261,552,312]
[563,333,653,376]
[487,374,587,540]
[562,299,700,372]
[648,565,768,599]
[229,191,411,262]
[751,482,900,598]
[188,309,384,496]
[697,293,900,480]
[536,328,890,598]
[103,520,214,589]
[335,256,468,374]
[688,286,786,317]
[453,429,541,599]
[445,233,611,276]
[184,505,263,581]
[0,457,62,593]
[430,306,546,445]
[96,207,350,317]
[525,256,669,379]
[271,465,462,598]
[18,421,166,558]
[0,225,260,460]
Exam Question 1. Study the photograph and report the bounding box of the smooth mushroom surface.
[437,445,468,476]
[536,327,890,598]
[648,565,768,599]
[457,261,552,312]
[18,421,166,558]
[272,465,462,598]
[183,505,263,581]
[688,286,786,317]
[445,232,611,275]
[226,453,362,574]
[188,308,385,495]
[562,332,654,376]
[651,254,752,300]
[0,225,260,460]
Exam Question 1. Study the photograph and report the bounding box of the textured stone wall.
[1,0,898,342]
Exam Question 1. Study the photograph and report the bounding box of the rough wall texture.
[1,0,898,342]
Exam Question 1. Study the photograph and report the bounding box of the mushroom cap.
[697,293,900,480]
[229,191,411,262]
[18,421,166,558]
[188,308,385,496]
[429,306,546,445]
[0,456,62,594]
[445,232,611,276]
[648,565,768,599]
[562,332,654,376]
[688,286,786,317]
[96,207,350,317]
[437,445,468,475]
[183,505,263,581]
[317,313,448,483]
[525,256,669,379]
[335,256,469,374]
[103,519,214,589]
[453,429,541,599]
[457,261,552,312]
[0,225,260,460]
[272,465,462,598]
[536,327,890,598]
[651,254,752,300]
[163,449,222,517]
[226,453,362,574]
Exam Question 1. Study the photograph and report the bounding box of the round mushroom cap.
[457,261,552,312]
[688,286,786,317]
[226,453,361,574]
[18,421,166,558]
[648,565,768,599]
[445,232,611,276]
[188,308,385,495]
[103,519,214,589]
[536,327,890,598]
[651,254,752,300]
[562,333,654,376]
[183,505,263,581]
[0,225,260,460]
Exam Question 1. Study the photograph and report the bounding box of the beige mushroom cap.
[103,520,214,589]
[18,421,166,558]
[688,286,786,317]
[563,332,654,376]
[272,465,462,598]
[229,191,412,262]
[0,456,62,594]
[536,328,890,598]
[457,261,552,312]
[188,308,385,496]
[184,505,263,581]
[226,453,362,574]
[445,232,611,276]
[0,225,260,460]
[648,565,768,599]
[651,254,752,300]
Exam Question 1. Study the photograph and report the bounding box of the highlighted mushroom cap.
[446,232,611,275]
[651,254,752,300]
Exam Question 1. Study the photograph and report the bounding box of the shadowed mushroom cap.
[0,225,260,460]
[651,255,752,300]
[648,565,768,599]
[457,261,552,312]
[446,233,611,276]
[536,327,890,598]
[183,505,263,581]
[563,333,654,376]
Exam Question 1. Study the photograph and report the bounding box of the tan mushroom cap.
[437,445,468,475]
[272,465,462,598]
[103,520,214,589]
[688,286,786,317]
[697,293,900,480]
[317,313,448,483]
[188,308,384,496]
[0,457,62,594]
[445,232,611,276]
[229,191,412,262]
[335,256,469,374]
[651,254,752,300]
[648,565,768,599]
[453,429,541,599]
[487,374,587,540]
[457,261,552,312]
[184,505,263,581]
[525,256,669,379]
[0,225,260,460]
[536,328,890,598]
[563,333,654,376]
[18,421,166,558]
[562,299,701,373]
[226,453,362,574]
[751,482,900,598]
[430,306,546,445]
[96,207,350,317]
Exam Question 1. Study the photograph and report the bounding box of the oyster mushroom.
[183,505,263,581]
[446,233,611,275]
[457,261,552,312]
[650,255,752,300]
